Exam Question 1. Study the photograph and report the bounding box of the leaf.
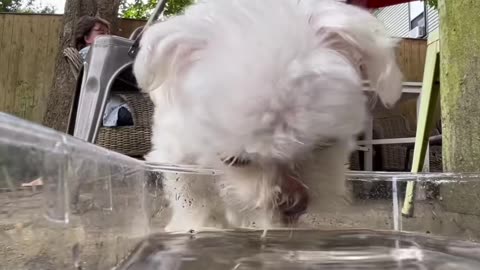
[119,0,194,19]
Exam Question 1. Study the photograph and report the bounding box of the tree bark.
[439,0,480,215]
[42,0,121,132]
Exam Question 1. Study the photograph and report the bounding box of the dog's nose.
[277,172,309,225]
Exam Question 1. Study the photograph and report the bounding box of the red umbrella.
[347,0,418,9]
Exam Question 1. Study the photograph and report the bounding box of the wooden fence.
[0,13,146,123]
[396,38,427,82]
[0,13,427,124]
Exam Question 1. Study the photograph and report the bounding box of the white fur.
[133,0,403,232]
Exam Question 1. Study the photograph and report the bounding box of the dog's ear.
[133,20,207,103]
[308,2,403,108]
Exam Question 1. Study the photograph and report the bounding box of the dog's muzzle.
[220,139,337,224]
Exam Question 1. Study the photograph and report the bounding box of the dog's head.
[133,0,403,166]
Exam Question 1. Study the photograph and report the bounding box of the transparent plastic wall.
[0,113,169,269]
[2,112,480,269]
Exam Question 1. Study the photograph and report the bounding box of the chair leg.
[401,33,441,217]
[404,146,413,172]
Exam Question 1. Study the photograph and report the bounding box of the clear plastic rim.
[345,171,480,182]
[144,162,480,183]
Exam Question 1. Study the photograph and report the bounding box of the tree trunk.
[439,0,480,215]
[42,0,121,132]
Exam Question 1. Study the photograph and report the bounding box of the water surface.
[114,229,480,270]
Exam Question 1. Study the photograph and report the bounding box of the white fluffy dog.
[133,0,403,232]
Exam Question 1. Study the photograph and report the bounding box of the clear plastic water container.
[2,112,480,269]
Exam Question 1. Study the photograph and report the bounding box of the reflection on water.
[113,229,480,270]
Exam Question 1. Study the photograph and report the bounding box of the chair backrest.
[62,44,154,158]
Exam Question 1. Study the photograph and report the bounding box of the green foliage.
[0,0,55,13]
[163,0,193,16]
[22,0,56,14]
[427,0,438,9]
[0,0,23,12]
[120,0,157,19]
[120,0,194,20]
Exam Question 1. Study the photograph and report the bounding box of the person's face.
[84,22,109,45]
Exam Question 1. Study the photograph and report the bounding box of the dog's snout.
[277,168,309,225]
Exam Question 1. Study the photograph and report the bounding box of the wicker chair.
[372,103,443,172]
[63,47,83,80]
[63,47,154,158]
[96,91,153,158]
[373,110,416,171]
